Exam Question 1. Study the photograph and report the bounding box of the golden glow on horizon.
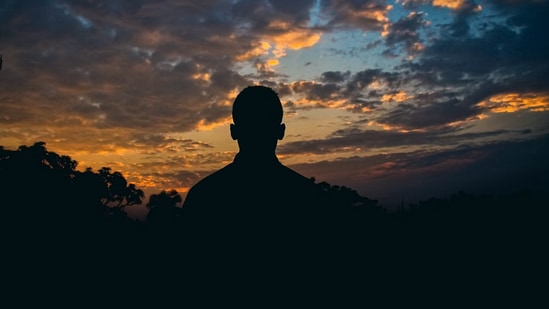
[477,93,549,113]
[126,172,191,193]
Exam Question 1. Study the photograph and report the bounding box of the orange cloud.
[367,120,426,133]
[433,0,482,11]
[192,72,211,82]
[268,21,321,52]
[236,41,272,61]
[477,93,549,113]
[235,21,321,67]
[348,6,391,23]
[195,117,231,131]
[381,91,412,103]
[445,113,489,128]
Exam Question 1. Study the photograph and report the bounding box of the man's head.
[232,85,283,126]
[230,86,285,153]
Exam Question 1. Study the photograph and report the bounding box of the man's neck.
[234,151,280,166]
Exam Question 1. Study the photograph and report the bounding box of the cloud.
[383,12,429,57]
[320,0,393,32]
[290,81,341,101]
[278,123,527,155]
[289,134,549,207]
[476,93,549,113]
[378,96,479,129]
[320,71,351,83]
[1,2,239,136]
[0,0,327,149]
[432,0,480,11]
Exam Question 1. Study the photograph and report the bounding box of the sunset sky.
[1,0,548,218]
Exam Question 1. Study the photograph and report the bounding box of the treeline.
[1,142,546,242]
[2,141,547,296]
[0,142,383,231]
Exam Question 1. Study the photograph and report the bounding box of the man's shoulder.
[278,164,316,186]
[189,163,235,191]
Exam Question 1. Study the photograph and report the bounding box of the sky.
[1,0,548,218]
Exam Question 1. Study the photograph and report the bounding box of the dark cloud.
[320,70,351,83]
[383,11,428,56]
[347,69,400,92]
[278,123,528,155]
[441,1,483,37]
[379,97,477,129]
[267,0,317,26]
[233,0,316,32]
[289,134,549,208]
[128,134,215,152]
[413,1,548,84]
[406,25,519,79]
[320,0,391,31]
[291,81,341,102]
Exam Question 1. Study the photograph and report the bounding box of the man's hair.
[232,86,283,126]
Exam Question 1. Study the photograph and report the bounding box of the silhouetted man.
[182,85,326,245]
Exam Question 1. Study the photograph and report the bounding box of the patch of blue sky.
[387,0,410,20]
[276,30,399,82]
[307,0,323,28]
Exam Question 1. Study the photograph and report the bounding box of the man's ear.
[230,123,238,140]
[277,123,286,140]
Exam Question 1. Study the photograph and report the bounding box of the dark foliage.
[2,142,546,243]
[0,142,145,238]
[1,142,546,301]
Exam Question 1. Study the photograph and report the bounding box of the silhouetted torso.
[182,153,325,241]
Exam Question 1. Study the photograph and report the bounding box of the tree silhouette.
[96,167,145,209]
[0,142,144,233]
[146,189,182,231]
